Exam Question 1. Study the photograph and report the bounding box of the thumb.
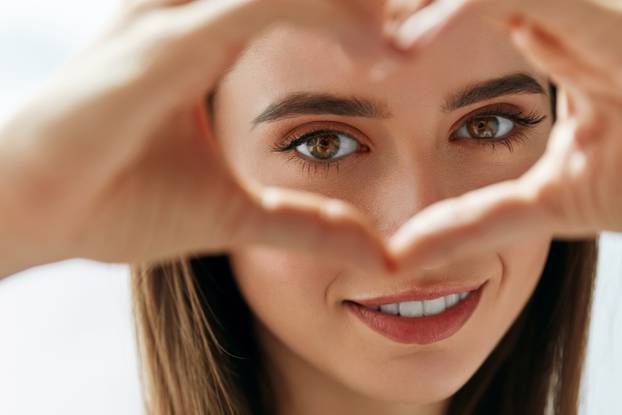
[388,174,555,270]
[232,186,396,275]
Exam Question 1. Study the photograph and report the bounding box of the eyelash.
[270,104,547,175]
[449,104,546,152]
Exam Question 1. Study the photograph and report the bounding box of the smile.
[364,291,470,317]
[344,281,488,345]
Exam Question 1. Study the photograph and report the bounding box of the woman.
[0,0,619,414]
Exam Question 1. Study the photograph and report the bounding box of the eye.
[449,104,548,152]
[270,125,370,174]
[454,115,514,139]
[293,130,360,161]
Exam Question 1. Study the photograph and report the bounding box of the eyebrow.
[251,72,547,128]
[441,72,547,112]
[251,93,392,128]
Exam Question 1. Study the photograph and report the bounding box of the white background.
[0,1,620,414]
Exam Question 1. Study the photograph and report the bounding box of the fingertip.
[321,197,352,220]
[259,186,284,211]
[392,15,422,51]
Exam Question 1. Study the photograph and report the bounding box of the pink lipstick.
[345,280,487,345]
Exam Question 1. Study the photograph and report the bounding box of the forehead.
[217,13,547,122]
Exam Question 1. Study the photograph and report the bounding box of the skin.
[212,12,553,415]
[385,0,622,270]
[0,0,396,278]
[1,0,620,412]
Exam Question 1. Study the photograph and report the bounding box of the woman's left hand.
[382,0,622,269]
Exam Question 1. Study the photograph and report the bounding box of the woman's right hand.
[0,0,396,278]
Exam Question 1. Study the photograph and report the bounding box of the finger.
[231,186,396,274]
[390,0,465,52]
[130,0,386,103]
[509,17,617,100]
[387,177,555,270]
[391,0,622,73]
[32,0,383,184]
[384,0,433,36]
[509,19,613,148]
[557,85,572,122]
[528,0,622,73]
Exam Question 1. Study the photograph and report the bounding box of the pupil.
[308,135,339,159]
[468,116,499,138]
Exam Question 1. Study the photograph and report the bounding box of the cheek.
[490,236,553,334]
[228,236,553,404]
[445,236,552,393]
[229,245,341,347]
[230,245,337,303]
[229,246,361,395]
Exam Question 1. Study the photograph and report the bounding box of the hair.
[130,81,599,414]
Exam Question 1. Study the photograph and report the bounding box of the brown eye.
[307,134,340,160]
[456,115,514,140]
[468,116,498,138]
[295,131,360,161]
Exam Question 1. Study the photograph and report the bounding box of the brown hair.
[131,238,598,415]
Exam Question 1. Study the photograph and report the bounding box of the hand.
[0,0,396,277]
[384,0,622,269]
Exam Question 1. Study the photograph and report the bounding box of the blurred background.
[0,1,620,414]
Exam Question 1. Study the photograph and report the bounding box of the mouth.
[343,280,488,345]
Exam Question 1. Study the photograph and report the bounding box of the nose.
[369,154,448,239]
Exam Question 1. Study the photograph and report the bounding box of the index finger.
[124,0,388,99]
[387,176,555,270]
[391,0,622,69]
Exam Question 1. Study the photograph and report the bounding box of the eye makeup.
[269,121,370,175]
[269,102,547,175]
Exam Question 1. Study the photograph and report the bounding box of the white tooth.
[422,297,446,316]
[459,292,468,300]
[399,301,424,317]
[380,303,399,315]
[444,294,460,308]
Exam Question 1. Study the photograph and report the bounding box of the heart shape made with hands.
[80,0,619,275]
[216,0,622,277]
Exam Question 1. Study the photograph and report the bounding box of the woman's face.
[212,13,553,413]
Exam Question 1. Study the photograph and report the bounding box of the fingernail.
[393,15,424,50]
[260,186,282,210]
[392,4,444,51]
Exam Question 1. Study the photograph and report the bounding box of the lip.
[345,280,488,345]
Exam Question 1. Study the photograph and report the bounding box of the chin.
[326,351,477,405]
